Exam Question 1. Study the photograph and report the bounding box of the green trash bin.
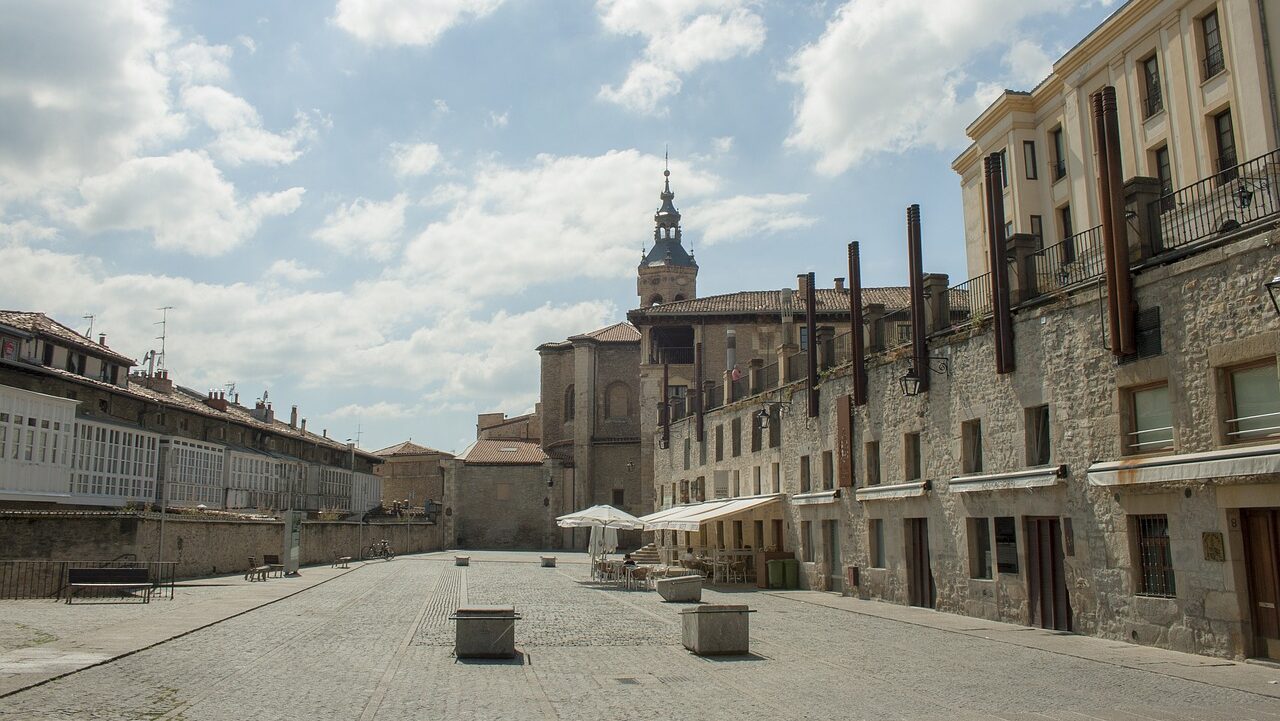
[766,559,786,589]
[783,558,800,590]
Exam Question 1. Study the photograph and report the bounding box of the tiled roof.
[628,287,910,319]
[572,321,641,343]
[0,311,136,365]
[373,440,448,457]
[455,439,547,465]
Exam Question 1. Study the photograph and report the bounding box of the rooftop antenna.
[155,306,174,372]
[82,314,95,338]
[225,381,236,397]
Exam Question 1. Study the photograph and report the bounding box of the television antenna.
[155,306,174,372]
[82,314,95,338]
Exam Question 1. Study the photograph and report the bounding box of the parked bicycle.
[362,539,395,561]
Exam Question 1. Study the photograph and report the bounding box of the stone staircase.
[629,543,660,565]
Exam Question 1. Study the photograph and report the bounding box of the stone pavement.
[0,550,1277,721]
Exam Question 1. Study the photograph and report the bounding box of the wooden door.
[1026,517,1072,631]
[1243,509,1280,659]
[826,520,842,593]
[905,518,935,608]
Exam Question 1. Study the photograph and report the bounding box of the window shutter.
[836,394,854,487]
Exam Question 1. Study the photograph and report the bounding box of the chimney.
[204,390,229,412]
[290,405,298,428]
[98,334,106,346]
[834,277,845,292]
[301,418,307,434]
[322,429,328,438]
[796,274,810,303]
[233,393,239,405]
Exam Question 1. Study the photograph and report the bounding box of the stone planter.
[455,555,470,566]
[450,606,520,658]
[679,604,754,656]
[655,574,702,602]
[540,556,556,567]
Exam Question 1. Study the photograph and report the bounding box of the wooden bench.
[245,556,270,582]
[261,554,285,577]
[332,550,352,568]
[66,567,152,604]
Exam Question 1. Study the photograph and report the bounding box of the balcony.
[1204,47,1225,79]
[1149,148,1278,253]
[650,346,694,365]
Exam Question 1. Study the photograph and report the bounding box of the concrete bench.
[261,554,285,577]
[455,555,470,567]
[540,556,556,568]
[66,567,152,604]
[332,551,352,568]
[655,574,702,603]
[450,606,520,658]
[245,556,270,582]
[680,604,754,656]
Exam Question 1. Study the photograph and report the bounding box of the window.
[731,417,742,457]
[869,519,885,568]
[732,470,740,497]
[994,517,1019,573]
[904,433,921,481]
[1134,514,1176,597]
[865,441,881,486]
[821,450,834,490]
[563,384,575,421]
[799,455,811,493]
[40,343,52,365]
[1059,204,1075,262]
[1023,141,1037,179]
[715,424,724,462]
[1214,109,1237,182]
[961,420,983,474]
[799,326,809,351]
[768,405,781,448]
[1051,128,1066,181]
[699,434,707,465]
[969,518,993,579]
[999,148,1008,188]
[752,466,762,495]
[802,521,815,562]
[751,415,762,452]
[1226,362,1280,442]
[683,437,690,470]
[1142,54,1163,118]
[1202,10,1224,79]
[1026,405,1051,466]
[1030,215,1044,249]
[1153,145,1173,211]
[1128,384,1174,453]
[1004,221,1013,241]
[612,488,625,506]
[897,323,912,344]
[771,462,781,494]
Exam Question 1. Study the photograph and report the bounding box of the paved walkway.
[0,550,1277,720]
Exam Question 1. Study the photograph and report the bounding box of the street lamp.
[1266,275,1280,316]
[899,357,950,397]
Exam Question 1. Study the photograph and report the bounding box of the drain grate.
[614,677,640,685]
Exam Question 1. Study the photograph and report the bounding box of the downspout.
[907,204,928,393]
[1259,0,1280,147]
[805,271,819,417]
[1103,86,1136,355]
[986,152,1015,373]
[1092,89,1123,355]
[848,242,867,406]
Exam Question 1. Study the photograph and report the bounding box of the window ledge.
[949,465,1066,493]
[1087,441,1280,487]
[854,480,930,502]
[791,489,840,505]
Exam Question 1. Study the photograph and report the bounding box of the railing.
[1143,89,1163,119]
[731,375,748,401]
[704,383,723,411]
[882,307,912,351]
[1149,148,1279,253]
[828,331,852,368]
[1226,410,1280,441]
[1051,160,1066,181]
[1126,426,1174,453]
[945,272,991,324]
[0,560,177,601]
[784,350,807,382]
[1027,224,1105,296]
[758,362,778,392]
[668,397,688,422]
[651,346,694,365]
[1204,47,1225,79]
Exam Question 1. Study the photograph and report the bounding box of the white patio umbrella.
[556,504,644,579]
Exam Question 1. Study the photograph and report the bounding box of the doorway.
[825,519,842,593]
[1025,517,1071,632]
[905,518,934,608]
[771,518,784,552]
[1243,508,1280,660]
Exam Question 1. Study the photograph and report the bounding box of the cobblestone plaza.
[1,552,1278,720]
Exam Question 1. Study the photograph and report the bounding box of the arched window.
[648,294,663,306]
[673,294,686,301]
[605,381,630,419]
[563,384,575,421]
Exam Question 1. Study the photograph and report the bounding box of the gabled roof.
[455,439,547,465]
[0,311,136,366]
[373,440,449,457]
[571,321,641,343]
[628,287,910,320]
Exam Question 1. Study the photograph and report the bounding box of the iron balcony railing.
[1149,147,1279,253]
[1126,426,1175,453]
[704,383,724,411]
[1142,88,1164,119]
[882,307,912,351]
[730,374,748,401]
[946,272,991,324]
[651,346,694,365]
[1204,47,1225,79]
[828,330,852,368]
[1051,159,1067,181]
[1027,224,1105,296]
[758,362,778,392]
[784,350,807,382]
[1226,410,1280,441]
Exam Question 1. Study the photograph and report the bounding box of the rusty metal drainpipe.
[1103,86,1136,356]
[805,271,819,417]
[983,156,1005,373]
[907,204,928,393]
[1092,89,1122,354]
[694,340,704,443]
[661,362,670,449]
[987,152,1015,373]
[849,242,867,406]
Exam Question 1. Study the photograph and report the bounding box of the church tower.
[636,165,698,307]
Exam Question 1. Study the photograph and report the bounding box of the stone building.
[442,435,554,549]
[372,440,451,511]
[0,310,381,514]
[477,409,540,441]
[639,0,1280,662]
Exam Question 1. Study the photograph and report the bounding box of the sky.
[0,0,1121,454]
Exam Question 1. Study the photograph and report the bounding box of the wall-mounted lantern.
[1266,275,1280,316]
[899,357,950,397]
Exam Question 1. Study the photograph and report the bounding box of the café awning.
[1087,442,1280,487]
[639,494,783,532]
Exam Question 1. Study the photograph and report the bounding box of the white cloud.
[785,0,1080,175]
[156,38,233,86]
[332,0,507,46]
[686,193,815,245]
[329,401,416,419]
[391,142,443,177]
[712,136,734,154]
[400,149,721,297]
[597,0,765,114]
[69,150,304,256]
[1005,39,1054,88]
[236,35,257,54]
[0,217,57,245]
[265,259,322,283]
[434,98,450,115]
[181,85,321,166]
[312,194,409,261]
[487,110,509,129]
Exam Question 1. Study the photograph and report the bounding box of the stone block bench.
[450,606,520,658]
[680,604,754,656]
[540,556,556,567]
[655,574,702,603]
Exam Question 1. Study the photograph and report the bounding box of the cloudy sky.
[0,0,1119,453]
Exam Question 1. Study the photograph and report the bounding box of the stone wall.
[443,461,560,550]
[647,225,1280,660]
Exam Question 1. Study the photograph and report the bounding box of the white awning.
[1087,443,1280,487]
[949,465,1066,493]
[641,494,783,532]
[853,481,929,502]
[791,489,841,505]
